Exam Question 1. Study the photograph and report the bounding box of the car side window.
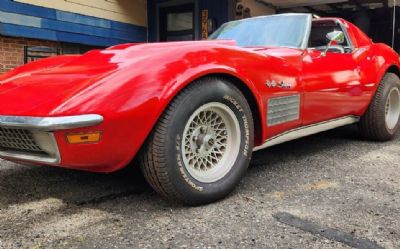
[308,20,352,53]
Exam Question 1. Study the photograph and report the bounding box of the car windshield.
[209,14,311,48]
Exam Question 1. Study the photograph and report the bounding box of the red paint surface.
[0,18,399,172]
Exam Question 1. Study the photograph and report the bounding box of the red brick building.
[0,36,60,73]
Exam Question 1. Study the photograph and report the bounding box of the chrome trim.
[0,114,102,164]
[254,116,360,151]
[0,132,60,164]
[301,14,313,50]
[0,114,103,131]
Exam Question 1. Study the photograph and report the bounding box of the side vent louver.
[267,94,300,126]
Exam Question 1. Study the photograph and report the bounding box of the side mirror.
[326,31,345,44]
[321,31,345,56]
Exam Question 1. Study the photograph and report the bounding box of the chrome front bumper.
[0,114,103,164]
[0,114,103,131]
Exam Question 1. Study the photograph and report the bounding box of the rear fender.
[373,44,400,89]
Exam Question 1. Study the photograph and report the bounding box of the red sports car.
[0,14,399,205]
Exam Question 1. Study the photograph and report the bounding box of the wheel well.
[387,65,400,78]
[198,73,263,145]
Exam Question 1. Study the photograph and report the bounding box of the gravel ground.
[0,125,399,249]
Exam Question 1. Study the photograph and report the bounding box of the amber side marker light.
[66,132,102,144]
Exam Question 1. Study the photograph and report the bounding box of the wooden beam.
[325,5,351,18]
[350,0,366,11]
[303,6,329,16]
[327,3,343,12]
[276,8,298,14]
[380,0,389,8]
[254,0,277,10]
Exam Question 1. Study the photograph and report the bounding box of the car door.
[259,47,305,139]
[301,20,365,126]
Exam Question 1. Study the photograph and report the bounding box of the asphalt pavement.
[0,125,399,249]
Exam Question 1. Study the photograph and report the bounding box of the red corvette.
[0,14,399,204]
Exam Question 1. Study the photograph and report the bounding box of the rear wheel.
[359,73,400,141]
[140,77,254,205]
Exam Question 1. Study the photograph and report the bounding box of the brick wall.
[0,35,61,74]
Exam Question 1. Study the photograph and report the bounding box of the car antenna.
[392,0,397,48]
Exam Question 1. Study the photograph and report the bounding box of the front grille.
[0,127,44,153]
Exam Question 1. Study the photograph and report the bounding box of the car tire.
[140,77,254,205]
[359,72,400,141]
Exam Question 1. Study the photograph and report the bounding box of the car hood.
[0,40,240,116]
[0,52,117,116]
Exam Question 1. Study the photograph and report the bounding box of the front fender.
[51,47,267,172]
[0,55,79,82]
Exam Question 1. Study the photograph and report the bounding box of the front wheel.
[359,73,400,141]
[140,77,254,205]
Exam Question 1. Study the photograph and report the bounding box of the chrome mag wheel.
[140,78,254,204]
[182,102,241,183]
[385,87,400,130]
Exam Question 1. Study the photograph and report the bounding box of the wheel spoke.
[385,88,400,130]
[181,102,241,183]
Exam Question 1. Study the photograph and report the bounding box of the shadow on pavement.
[0,124,388,208]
